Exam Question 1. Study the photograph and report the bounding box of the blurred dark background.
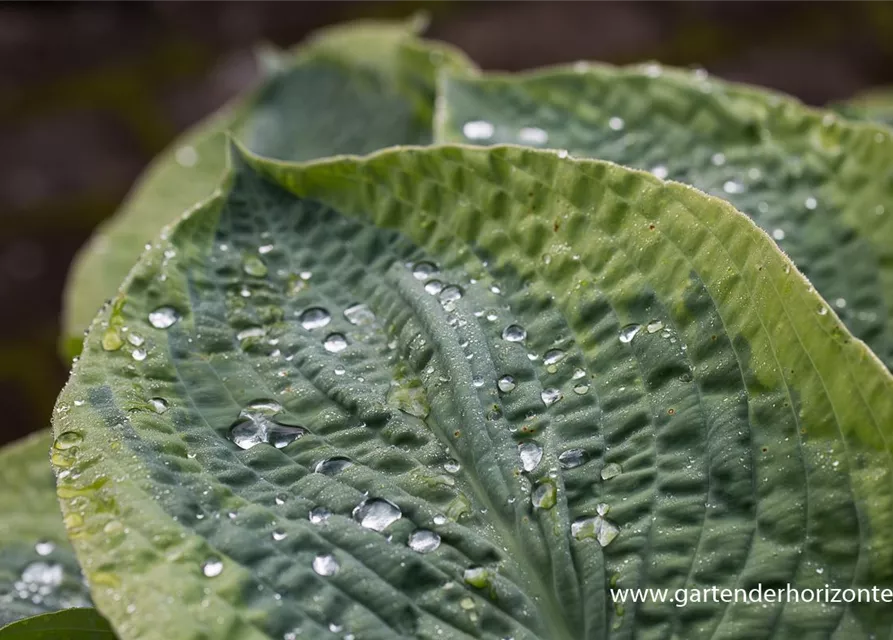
[2,1,892,447]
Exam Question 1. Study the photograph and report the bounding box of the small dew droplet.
[300,307,331,330]
[353,498,402,532]
[502,324,527,343]
[408,529,441,554]
[148,306,179,329]
[312,553,339,576]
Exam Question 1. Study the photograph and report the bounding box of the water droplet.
[519,441,543,472]
[471,375,485,388]
[818,305,828,316]
[323,333,348,353]
[242,254,268,277]
[772,228,786,241]
[344,303,375,326]
[424,280,444,295]
[571,515,620,546]
[202,559,223,577]
[315,456,353,475]
[543,349,565,366]
[439,285,463,309]
[353,498,402,532]
[497,375,516,393]
[573,383,589,395]
[601,462,622,480]
[608,117,625,131]
[236,326,265,341]
[131,348,147,361]
[558,448,586,469]
[272,528,288,541]
[618,324,641,344]
[300,307,331,330]
[572,368,586,380]
[463,566,490,588]
[54,431,83,450]
[244,399,282,415]
[502,324,527,342]
[463,120,494,141]
[444,459,461,473]
[532,480,557,509]
[805,197,817,210]
[309,507,331,524]
[711,152,726,166]
[518,126,548,145]
[312,553,339,576]
[408,529,441,553]
[541,388,562,407]
[651,165,668,179]
[148,306,179,329]
[412,261,438,280]
[34,541,55,556]
[645,321,663,334]
[127,333,144,347]
[229,416,307,450]
[834,298,847,309]
[149,397,168,414]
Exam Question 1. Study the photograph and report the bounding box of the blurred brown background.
[2,1,892,447]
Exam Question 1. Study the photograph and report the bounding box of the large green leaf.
[0,431,91,627]
[0,608,115,639]
[52,144,893,639]
[61,18,474,357]
[436,64,893,369]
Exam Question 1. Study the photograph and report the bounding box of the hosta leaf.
[0,608,115,639]
[436,64,893,369]
[52,144,893,639]
[0,431,91,626]
[832,88,893,127]
[61,18,474,357]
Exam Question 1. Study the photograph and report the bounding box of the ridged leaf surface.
[0,431,91,627]
[52,145,893,639]
[62,19,473,355]
[436,65,893,369]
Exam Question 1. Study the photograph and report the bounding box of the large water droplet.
[149,397,168,414]
[439,285,463,310]
[323,333,348,353]
[543,349,565,366]
[300,307,331,330]
[344,303,375,326]
[502,324,527,342]
[315,457,353,475]
[148,306,179,329]
[412,261,438,280]
[571,515,620,547]
[202,559,223,577]
[272,529,288,541]
[352,498,402,532]
[132,348,147,361]
[601,462,622,480]
[497,375,516,393]
[54,431,83,450]
[463,120,494,141]
[309,507,331,524]
[519,441,543,472]
[408,529,441,554]
[229,415,307,450]
[424,279,444,295]
[532,480,557,509]
[558,448,586,469]
[618,324,641,344]
[34,540,55,557]
[463,566,490,588]
[443,459,461,474]
[541,388,563,407]
[242,254,268,277]
[312,553,339,576]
